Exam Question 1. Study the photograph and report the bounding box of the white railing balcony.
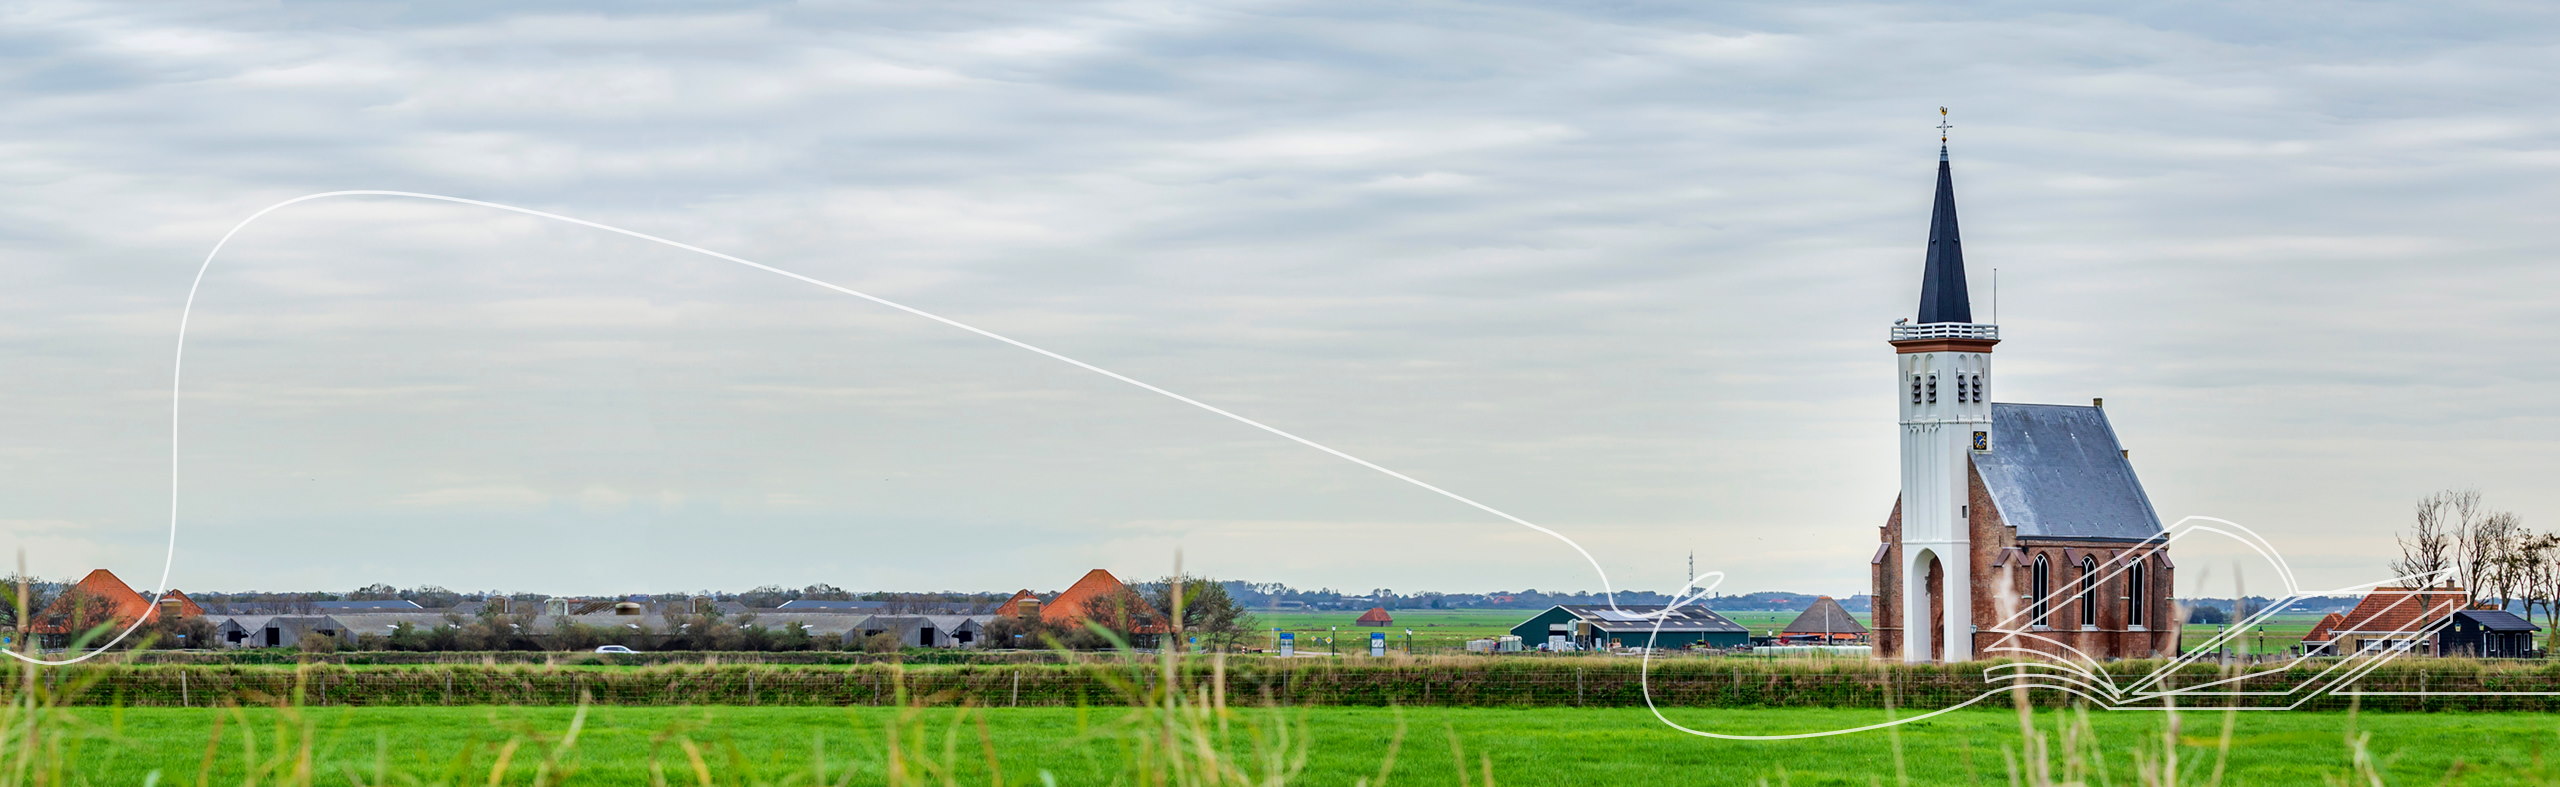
[1890,322,2000,341]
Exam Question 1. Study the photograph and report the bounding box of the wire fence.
[18,659,2560,711]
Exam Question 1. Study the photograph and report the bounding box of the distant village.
[12,562,2517,661]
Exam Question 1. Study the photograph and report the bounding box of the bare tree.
[2518,532,2560,645]
[2440,489,2500,598]
[2393,491,2465,587]
[2480,511,2525,609]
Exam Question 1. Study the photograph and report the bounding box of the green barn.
[1509,604,1749,651]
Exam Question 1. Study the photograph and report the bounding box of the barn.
[1508,605,1747,651]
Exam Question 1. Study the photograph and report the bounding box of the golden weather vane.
[1938,106,1951,144]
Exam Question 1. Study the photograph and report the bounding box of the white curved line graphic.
[8,189,1636,665]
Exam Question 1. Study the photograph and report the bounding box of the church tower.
[1889,127,1998,662]
[1870,111,2177,663]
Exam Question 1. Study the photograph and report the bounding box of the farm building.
[1356,607,1393,627]
[23,569,204,648]
[999,569,1167,635]
[2441,609,2540,658]
[1508,605,1747,651]
[2300,587,2467,655]
[855,615,991,648]
[1780,596,1868,643]
[2299,613,2347,656]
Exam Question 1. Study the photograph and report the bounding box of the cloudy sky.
[2,2,2555,599]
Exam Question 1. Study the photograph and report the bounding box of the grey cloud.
[1,1,2555,596]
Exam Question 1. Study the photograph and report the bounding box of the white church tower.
[1890,114,1999,662]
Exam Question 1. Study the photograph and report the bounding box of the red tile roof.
[1356,607,1393,625]
[994,589,1039,617]
[2331,587,2467,637]
[1041,569,1166,634]
[27,569,203,634]
[2302,613,2345,643]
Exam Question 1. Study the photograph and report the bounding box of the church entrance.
[1907,548,1951,663]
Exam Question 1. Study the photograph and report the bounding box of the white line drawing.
[1638,516,2492,739]
[9,191,2532,745]
[12,190,1653,664]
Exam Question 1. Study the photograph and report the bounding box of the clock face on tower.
[1972,431,1990,451]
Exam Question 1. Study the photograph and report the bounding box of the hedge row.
[117,649,1080,667]
[17,658,2560,711]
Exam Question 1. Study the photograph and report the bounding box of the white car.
[594,645,638,654]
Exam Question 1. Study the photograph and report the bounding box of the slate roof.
[308,600,424,611]
[2453,609,2540,632]
[1554,605,1746,634]
[1916,147,1972,323]
[1974,404,2165,542]
[776,600,891,611]
[1781,596,1869,636]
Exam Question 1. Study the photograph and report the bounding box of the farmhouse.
[2296,587,2536,657]
[2316,587,2465,655]
[1780,596,1868,643]
[1870,136,2179,662]
[1508,605,1748,651]
[1000,569,1167,635]
[24,569,204,648]
[1355,607,1393,627]
[2441,609,2540,658]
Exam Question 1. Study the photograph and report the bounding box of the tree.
[983,613,1058,650]
[2393,490,2465,587]
[0,574,55,632]
[2480,512,2526,608]
[2527,531,2560,650]
[142,614,217,650]
[857,631,901,654]
[1147,575,1257,650]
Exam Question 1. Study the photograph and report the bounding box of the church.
[1869,135,2179,662]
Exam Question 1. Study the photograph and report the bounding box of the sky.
[2,2,2556,599]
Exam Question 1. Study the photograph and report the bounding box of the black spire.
[1916,143,1972,324]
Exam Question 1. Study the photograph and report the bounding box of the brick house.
[25,568,205,648]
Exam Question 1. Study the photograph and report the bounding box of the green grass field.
[48,705,2560,785]
[1256,608,2343,656]
[1256,609,1527,651]
[1258,608,1882,651]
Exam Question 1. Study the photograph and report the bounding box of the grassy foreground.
[42,704,2560,785]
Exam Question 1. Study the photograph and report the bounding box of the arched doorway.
[1906,548,1950,663]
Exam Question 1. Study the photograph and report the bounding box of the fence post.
[180,670,189,707]
[1012,671,1020,707]
[1576,667,1584,706]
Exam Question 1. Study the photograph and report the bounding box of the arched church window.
[2126,560,2148,627]
[1926,373,1938,403]
[2079,557,2098,627]
[1969,374,1983,402]
[1911,375,1923,405]
[2030,554,2051,626]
